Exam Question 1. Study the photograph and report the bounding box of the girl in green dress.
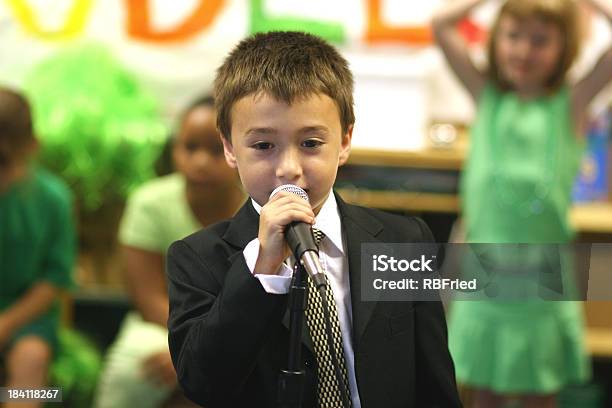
[0,88,75,408]
[433,0,612,406]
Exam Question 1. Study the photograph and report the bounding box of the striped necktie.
[305,228,351,407]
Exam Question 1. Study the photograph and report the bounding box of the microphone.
[271,185,351,408]
[269,184,327,288]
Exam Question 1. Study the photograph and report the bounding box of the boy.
[167,31,461,408]
[0,87,75,408]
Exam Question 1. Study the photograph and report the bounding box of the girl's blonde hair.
[487,0,581,92]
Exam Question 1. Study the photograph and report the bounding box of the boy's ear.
[221,135,238,168]
[338,125,353,167]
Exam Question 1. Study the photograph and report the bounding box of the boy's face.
[222,92,352,215]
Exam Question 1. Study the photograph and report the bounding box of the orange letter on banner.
[126,0,225,43]
[7,0,92,41]
[365,0,432,46]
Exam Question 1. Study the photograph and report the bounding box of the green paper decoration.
[24,44,167,211]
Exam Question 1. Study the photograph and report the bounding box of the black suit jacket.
[167,193,461,408]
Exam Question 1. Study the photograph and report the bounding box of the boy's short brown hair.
[214,31,355,141]
[0,88,34,168]
[488,0,581,92]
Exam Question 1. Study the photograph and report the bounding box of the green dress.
[448,83,591,393]
[0,167,75,355]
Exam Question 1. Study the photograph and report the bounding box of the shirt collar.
[250,191,344,255]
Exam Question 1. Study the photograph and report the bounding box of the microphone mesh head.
[270,184,309,202]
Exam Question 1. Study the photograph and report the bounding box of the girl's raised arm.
[572,0,612,124]
[432,0,488,101]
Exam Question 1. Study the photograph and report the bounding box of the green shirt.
[118,173,201,254]
[0,167,75,308]
[0,167,75,353]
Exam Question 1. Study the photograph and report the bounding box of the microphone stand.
[277,261,308,408]
[278,259,351,408]
[278,217,350,408]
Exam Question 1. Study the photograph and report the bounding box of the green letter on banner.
[249,0,346,43]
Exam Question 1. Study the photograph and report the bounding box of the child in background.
[433,0,612,407]
[0,88,76,408]
[93,95,244,408]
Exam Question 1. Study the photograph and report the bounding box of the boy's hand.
[254,191,315,275]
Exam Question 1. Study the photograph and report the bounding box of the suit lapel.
[221,199,260,249]
[335,193,384,350]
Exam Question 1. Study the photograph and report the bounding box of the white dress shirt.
[243,192,362,408]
